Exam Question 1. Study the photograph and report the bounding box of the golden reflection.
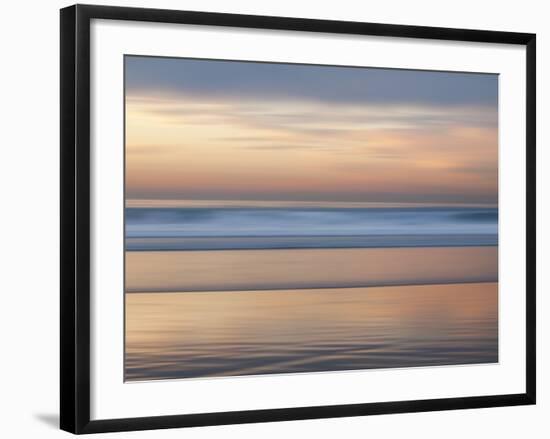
[125,282,498,380]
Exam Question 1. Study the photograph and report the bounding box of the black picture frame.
[60,4,536,434]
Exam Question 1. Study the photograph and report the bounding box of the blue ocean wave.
[125,206,497,250]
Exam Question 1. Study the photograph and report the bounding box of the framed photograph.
[60,4,536,434]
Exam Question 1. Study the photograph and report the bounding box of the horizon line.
[125,198,498,209]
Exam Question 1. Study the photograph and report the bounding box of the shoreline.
[126,246,498,293]
[126,279,498,294]
[126,234,498,251]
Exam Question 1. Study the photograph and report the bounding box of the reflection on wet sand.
[125,246,497,292]
[125,282,498,381]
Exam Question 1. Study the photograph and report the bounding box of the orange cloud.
[125,92,498,204]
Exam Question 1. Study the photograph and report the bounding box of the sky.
[125,56,498,205]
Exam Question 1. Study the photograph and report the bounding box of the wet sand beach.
[125,246,497,293]
[126,282,498,381]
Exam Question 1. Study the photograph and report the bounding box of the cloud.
[125,56,498,107]
[124,59,498,205]
[126,93,497,142]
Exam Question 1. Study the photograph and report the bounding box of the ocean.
[124,203,498,381]
[125,205,498,251]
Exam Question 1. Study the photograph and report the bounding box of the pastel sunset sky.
[125,56,498,205]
